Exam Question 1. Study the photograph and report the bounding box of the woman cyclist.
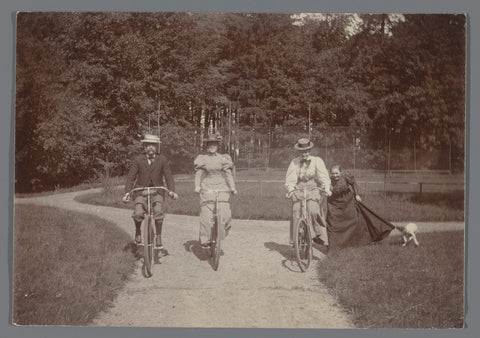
[194,134,237,248]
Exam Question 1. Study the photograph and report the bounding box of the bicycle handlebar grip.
[287,187,328,199]
[200,189,232,193]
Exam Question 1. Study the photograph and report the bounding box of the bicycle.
[124,186,173,278]
[200,189,232,271]
[287,186,326,272]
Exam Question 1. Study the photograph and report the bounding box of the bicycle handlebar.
[286,186,328,199]
[124,186,173,202]
[198,189,234,206]
[200,189,233,194]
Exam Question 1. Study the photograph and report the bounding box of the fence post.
[387,140,391,173]
[414,139,417,172]
[449,141,452,175]
[353,135,356,172]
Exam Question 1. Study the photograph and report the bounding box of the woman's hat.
[294,138,314,151]
[141,134,161,144]
[203,134,222,143]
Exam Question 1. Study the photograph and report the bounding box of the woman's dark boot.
[134,220,142,244]
[155,221,163,249]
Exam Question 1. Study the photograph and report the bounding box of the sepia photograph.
[13,11,466,329]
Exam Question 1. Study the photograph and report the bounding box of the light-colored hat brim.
[295,143,314,150]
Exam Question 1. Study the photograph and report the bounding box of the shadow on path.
[265,241,330,272]
[264,241,303,273]
[265,241,328,260]
[123,241,142,260]
[183,240,210,262]
[312,243,329,256]
[264,241,294,260]
[122,241,169,263]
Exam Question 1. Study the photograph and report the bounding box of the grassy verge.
[317,230,464,328]
[14,176,125,198]
[75,182,464,222]
[13,204,137,325]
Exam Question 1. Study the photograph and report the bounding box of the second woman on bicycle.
[194,134,237,249]
[285,138,331,246]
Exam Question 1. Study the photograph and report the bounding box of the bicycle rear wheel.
[294,218,312,272]
[211,216,221,271]
[143,216,155,277]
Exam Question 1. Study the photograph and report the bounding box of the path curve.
[14,190,464,328]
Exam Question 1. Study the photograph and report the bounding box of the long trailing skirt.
[327,189,394,251]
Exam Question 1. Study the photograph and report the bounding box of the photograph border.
[2,1,478,337]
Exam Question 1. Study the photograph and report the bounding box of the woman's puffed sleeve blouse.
[344,172,359,194]
[195,153,233,172]
[194,153,235,191]
[194,155,206,171]
[220,154,234,171]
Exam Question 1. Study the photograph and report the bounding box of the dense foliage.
[15,13,465,191]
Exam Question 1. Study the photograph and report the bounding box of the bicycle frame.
[126,186,172,277]
[200,189,231,271]
[301,188,307,221]
[200,189,231,237]
[288,186,326,272]
[289,186,326,222]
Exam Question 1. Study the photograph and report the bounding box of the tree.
[15,12,466,191]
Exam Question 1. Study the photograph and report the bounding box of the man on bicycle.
[123,134,178,248]
[285,138,331,246]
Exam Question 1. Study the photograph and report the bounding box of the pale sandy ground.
[14,189,464,328]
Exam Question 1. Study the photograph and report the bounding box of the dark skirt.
[327,189,394,251]
[356,202,395,242]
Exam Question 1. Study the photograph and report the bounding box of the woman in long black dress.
[326,165,395,252]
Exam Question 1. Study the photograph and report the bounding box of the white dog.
[396,222,420,247]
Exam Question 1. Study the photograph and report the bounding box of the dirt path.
[14,190,464,328]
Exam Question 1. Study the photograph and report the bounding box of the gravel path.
[14,189,464,328]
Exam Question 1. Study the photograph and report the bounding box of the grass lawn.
[13,204,137,325]
[13,189,465,328]
[75,181,464,222]
[317,230,465,328]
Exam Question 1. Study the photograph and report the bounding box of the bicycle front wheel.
[294,218,312,272]
[143,216,155,277]
[211,216,221,271]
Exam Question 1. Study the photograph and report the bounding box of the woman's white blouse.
[285,155,331,194]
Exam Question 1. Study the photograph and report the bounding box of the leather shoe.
[313,236,324,245]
